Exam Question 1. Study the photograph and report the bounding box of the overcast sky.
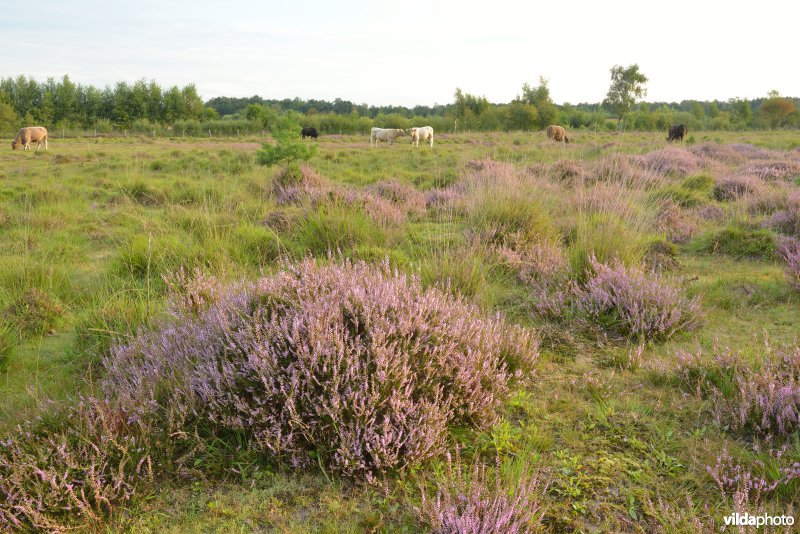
[2,0,798,107]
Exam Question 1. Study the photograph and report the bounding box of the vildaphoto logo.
[723,512,794,527]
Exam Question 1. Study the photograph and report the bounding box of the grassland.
[1,128,799,532]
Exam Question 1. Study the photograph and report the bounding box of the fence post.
[208,129,212,138]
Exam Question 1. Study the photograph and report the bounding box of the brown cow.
[546,125,570,143]
[11,126,48,150]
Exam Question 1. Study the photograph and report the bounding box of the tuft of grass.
[230,224,283,267]
[692,226,776,259]
[291,203,386,256]
[2,288,64,338]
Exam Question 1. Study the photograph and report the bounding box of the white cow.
[11,126,48,150]
[408,126,434,148]
[370,127,407,147]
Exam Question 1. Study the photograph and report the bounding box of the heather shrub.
[574,256,702,341]
[0,398,155,531]
[103,259,538,479]
[688,142,745,165]
[367,179,426,217]
[637,147,700,177]
[495,239,568,287]
[779,237,800,291]
[679,344,800,439]
[692,226,776,259]
[657,200,699,244]
[765,192,800,237]
[712,174,764,201]
[743,160,800,181]
[417,451,547,534]
[729,143,772,160]
[425,187,462,208]
[271,164,329,206]
[588,154,661,188]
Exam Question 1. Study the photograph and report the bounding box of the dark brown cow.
[666,124,688,142]
[301,127,318,139]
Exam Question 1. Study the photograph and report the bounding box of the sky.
[2,0,799,108]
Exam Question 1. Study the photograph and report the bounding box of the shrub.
[575,256,702,341]
[688,142,745,165]
[712,174,764,201]
[256,115,317,177]
[764,192,800,236]
[693,227,776,259]
[637,147,700,177]
[730,349,800,437]
[0,399,154,531]
[103,259,538,479]
[657,200,698,245]
[742,160,800,181]
[418,451,547,534]
[779,237,800,292]
[678,344,800,439]
[366,179,426,217]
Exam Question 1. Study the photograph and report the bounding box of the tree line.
[1,69,798,136]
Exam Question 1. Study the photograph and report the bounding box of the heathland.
[1,129,799,532]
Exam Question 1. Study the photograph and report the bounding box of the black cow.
[301,127,318,139]
[666,124,688,142]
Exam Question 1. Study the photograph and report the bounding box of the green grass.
[1,130,799,530]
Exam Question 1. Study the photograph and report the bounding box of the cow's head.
[11,140,17,150]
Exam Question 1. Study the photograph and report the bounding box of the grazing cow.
[301,127,318,139]
[370,127,407,147]
[666,124,688,142]
[546,125,570,143]
[11,126,48,150]
[408,126,434,148]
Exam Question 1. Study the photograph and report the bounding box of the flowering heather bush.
[693,204,726,221]
[712,174,765,201]
[0,398,154,531]
[688,142,746,165]
[729,348,800,437]
[765,192,800,237]
[729,143,773,160]
[657,200,699,244]
[680,343,800,439]
[418,451,547,534]
[544,159,585,186]
[103,259,538,479]
[272,166,331,206]
[778,237,800,291]
[495,239,568,287]
[588,154,662,188]
[742,160,800,181]
[367,179,426,216]
[425,186,462,208]
[637,147,700,177]
[575,256,702,341]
